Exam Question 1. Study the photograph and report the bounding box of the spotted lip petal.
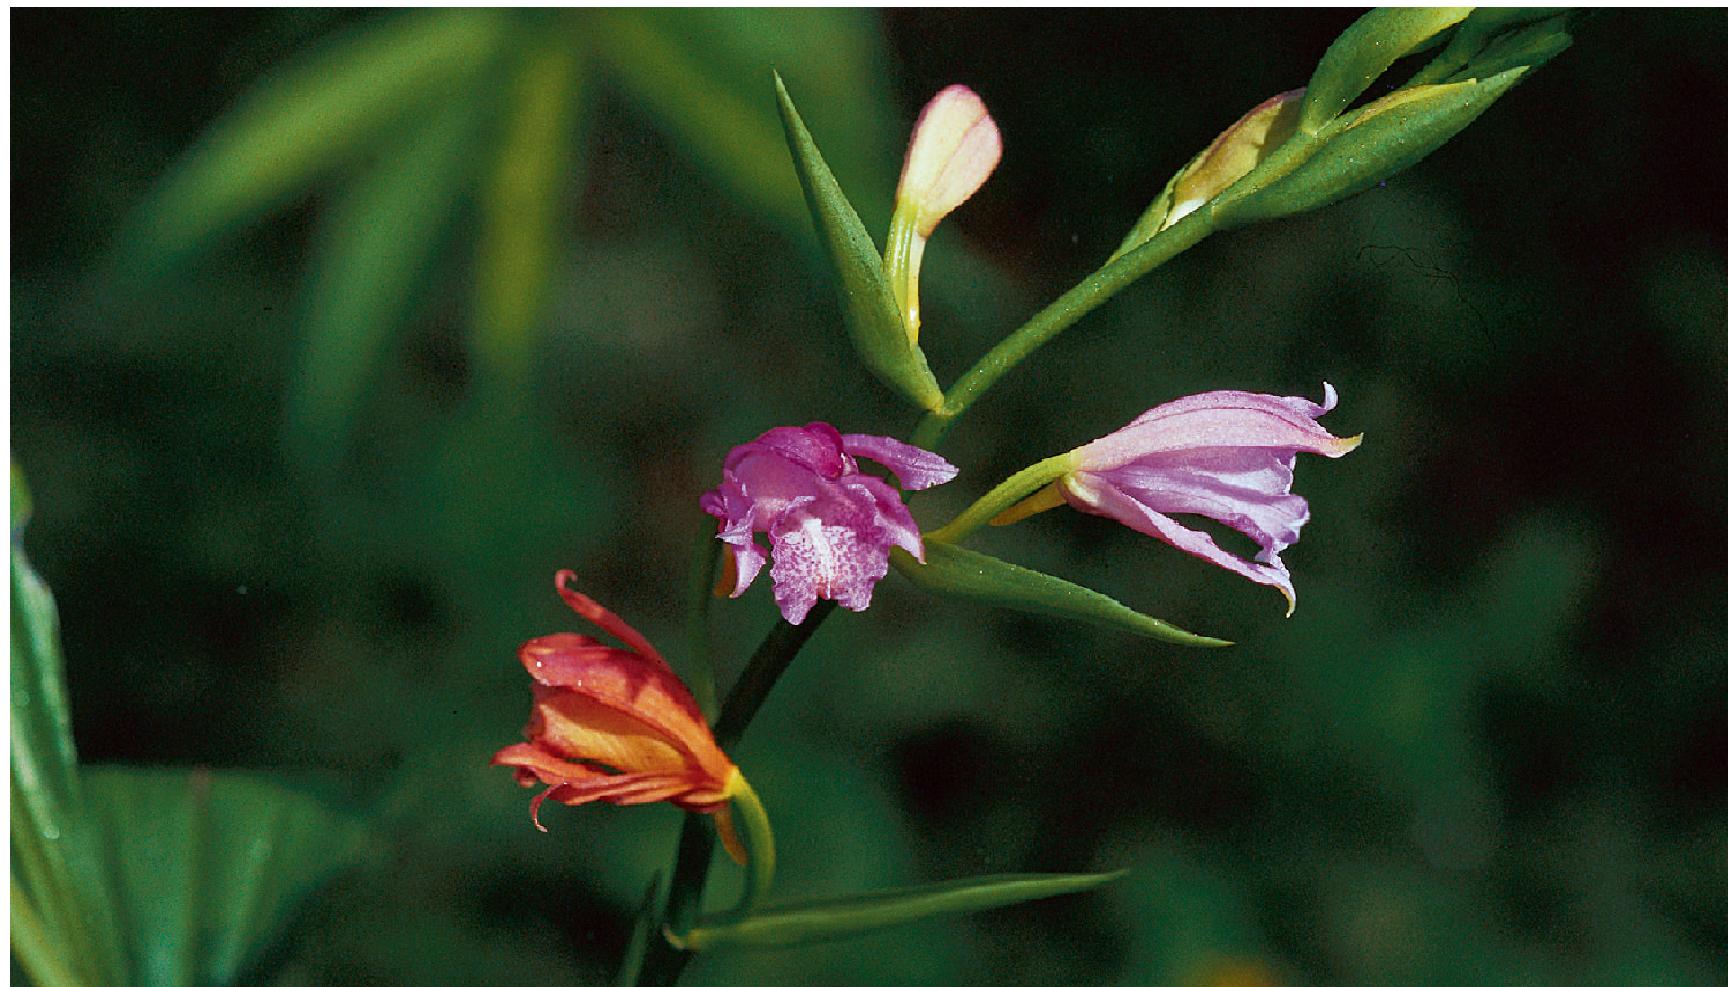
[1061,385,1359,615]
[492,572,737,828]
[701,423,957,625]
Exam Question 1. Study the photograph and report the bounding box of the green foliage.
[775,74,945,412]
[1298,7,1472,131]
[112,10,509,274]
[12,490,128,987]
[1227,68,1530,226]
[84,767,370,987]
[10,471,368,987]
[682,871,1125,951]
[893,542,1228,647]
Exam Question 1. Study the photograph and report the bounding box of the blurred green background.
[11,9,1727,986]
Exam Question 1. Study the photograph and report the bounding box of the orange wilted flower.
[493,571,744,850]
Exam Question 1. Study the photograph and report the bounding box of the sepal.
[1298,7,1473,132]
[1223,67,1528,225]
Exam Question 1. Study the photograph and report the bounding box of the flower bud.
[886,85,1001,344]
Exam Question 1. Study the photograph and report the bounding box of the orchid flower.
[701,423,957,624]
[494,571,752,859]
[990,385,1360,614]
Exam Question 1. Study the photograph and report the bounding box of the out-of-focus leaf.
[11,469,128,987]
[471,36,586,395]
[774,74,944,411]
[682,871,1124,951]
[614,873,663,987]
[1299,7,1473,132]
[591,9,894,236]
[892,542,1229,647]
[113,9,509,277]
[283,91,491,473]
[1226,67,1528,226]
[83,767,370,987]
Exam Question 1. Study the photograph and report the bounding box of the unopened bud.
[886,85,1001,344]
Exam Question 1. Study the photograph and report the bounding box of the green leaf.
[1439,18,1571,82]
[11,471,129,987]
[283,91,491,473]
[892,542,1229,648]
[1229,67,1529,226]
[592,9,894,236]
[471,36,586,396]
[613,874,664,987]
[774,73,944,412]
[1405,8,1569,86]
[1299,7,1473,132]
[112,9,508,278]
[83,767,370,987]
[680,871,1125,951]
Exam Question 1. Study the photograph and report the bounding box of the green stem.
[910,214,1214,450]
[926,452,1077,544]
[724,775,776,918]
[633,602,839,987]
[683,524,722,719]
[714,602,837,748]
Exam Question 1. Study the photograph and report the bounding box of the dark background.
[12,10,1727,986]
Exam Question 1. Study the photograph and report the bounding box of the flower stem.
[714,601,837,748]
[634,602,839,987]
[910,213,1214,451]
[926,452,1077,545]
[724,774,776,918]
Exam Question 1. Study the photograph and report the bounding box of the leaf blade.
[893,542,1229,647]
[112,9,509,278]
[683,871,1126,951]
[774,73,944,411]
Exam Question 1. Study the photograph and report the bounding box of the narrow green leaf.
[85,767,370,987]
[1404,8,1567,86]
[892,542,1229,647]
[592,9,895,236]
[774,73,944,411]
[1300,7,1473,132]
[471,37,586,395]
[1230,67,1529,226]
[283,91,490,473]
[1440,19,1571,83]
[614,874,665,987]
[113,9,508,277]
[11,470,129,987]
[681,871,1126,951]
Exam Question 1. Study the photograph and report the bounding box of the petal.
[517,634,716,766]
[1093,448,1310,555]
[1078,385,1359,472]
[841,433,959,491]
[727,541,767,598]
[553,570,669,669]
[527,685,692,775]
[1065,474,1298,614]
[896,85,1003,236]
[839,474,924,559]
[767,513,892,623]
[724,423,848,479]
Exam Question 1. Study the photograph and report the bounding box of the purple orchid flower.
[700,423,958,624]
[1002,385,1359,615]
